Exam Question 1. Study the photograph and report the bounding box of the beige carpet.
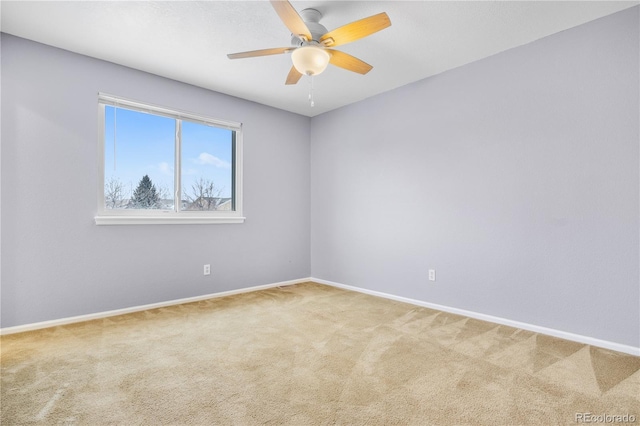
[1,282,639,425]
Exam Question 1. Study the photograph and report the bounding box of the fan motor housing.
[291,9,328,46]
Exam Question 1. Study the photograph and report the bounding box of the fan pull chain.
[308,75,315,108]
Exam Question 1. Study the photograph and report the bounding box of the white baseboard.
[312,277,640,357]
[0,277,311,336]
[4,277,638,357]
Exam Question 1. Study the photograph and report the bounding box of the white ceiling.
[1,1,638,117]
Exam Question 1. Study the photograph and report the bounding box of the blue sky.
[104,106,233,200]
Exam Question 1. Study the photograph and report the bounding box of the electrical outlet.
[204,264,211,276]
[429,269,436,282]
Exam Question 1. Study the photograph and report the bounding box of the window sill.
[94,215,246,225]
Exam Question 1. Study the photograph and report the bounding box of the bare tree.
[104,177,125,209]
[155,184,172,209]
[184,178,223,211]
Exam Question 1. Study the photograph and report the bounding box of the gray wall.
[1,34,311,327]
[311,7,639,347]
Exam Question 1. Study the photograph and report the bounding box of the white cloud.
[183,168,199,176]
[158,162,173,176]
[195,152,231,169]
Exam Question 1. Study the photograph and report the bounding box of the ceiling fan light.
[291,45,330,76]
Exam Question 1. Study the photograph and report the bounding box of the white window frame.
[95,93,244,225]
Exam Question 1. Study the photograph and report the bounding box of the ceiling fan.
[227,0,391,85]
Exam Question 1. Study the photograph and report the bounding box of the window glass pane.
[104,106,175,210]
[181,121,234,211]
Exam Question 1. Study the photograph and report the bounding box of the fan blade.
[227,47,293,59]
[320,12,391,47]
[285,66,303,85]
[328,50,373,75]
[270,0,312,41]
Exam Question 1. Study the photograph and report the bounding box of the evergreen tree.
[130,175,160,209]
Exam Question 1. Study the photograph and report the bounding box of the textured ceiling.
[1,1,638,117]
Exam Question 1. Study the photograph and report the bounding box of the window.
[95,94,244,225]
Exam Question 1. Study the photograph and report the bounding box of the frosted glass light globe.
[291,46,330,76]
